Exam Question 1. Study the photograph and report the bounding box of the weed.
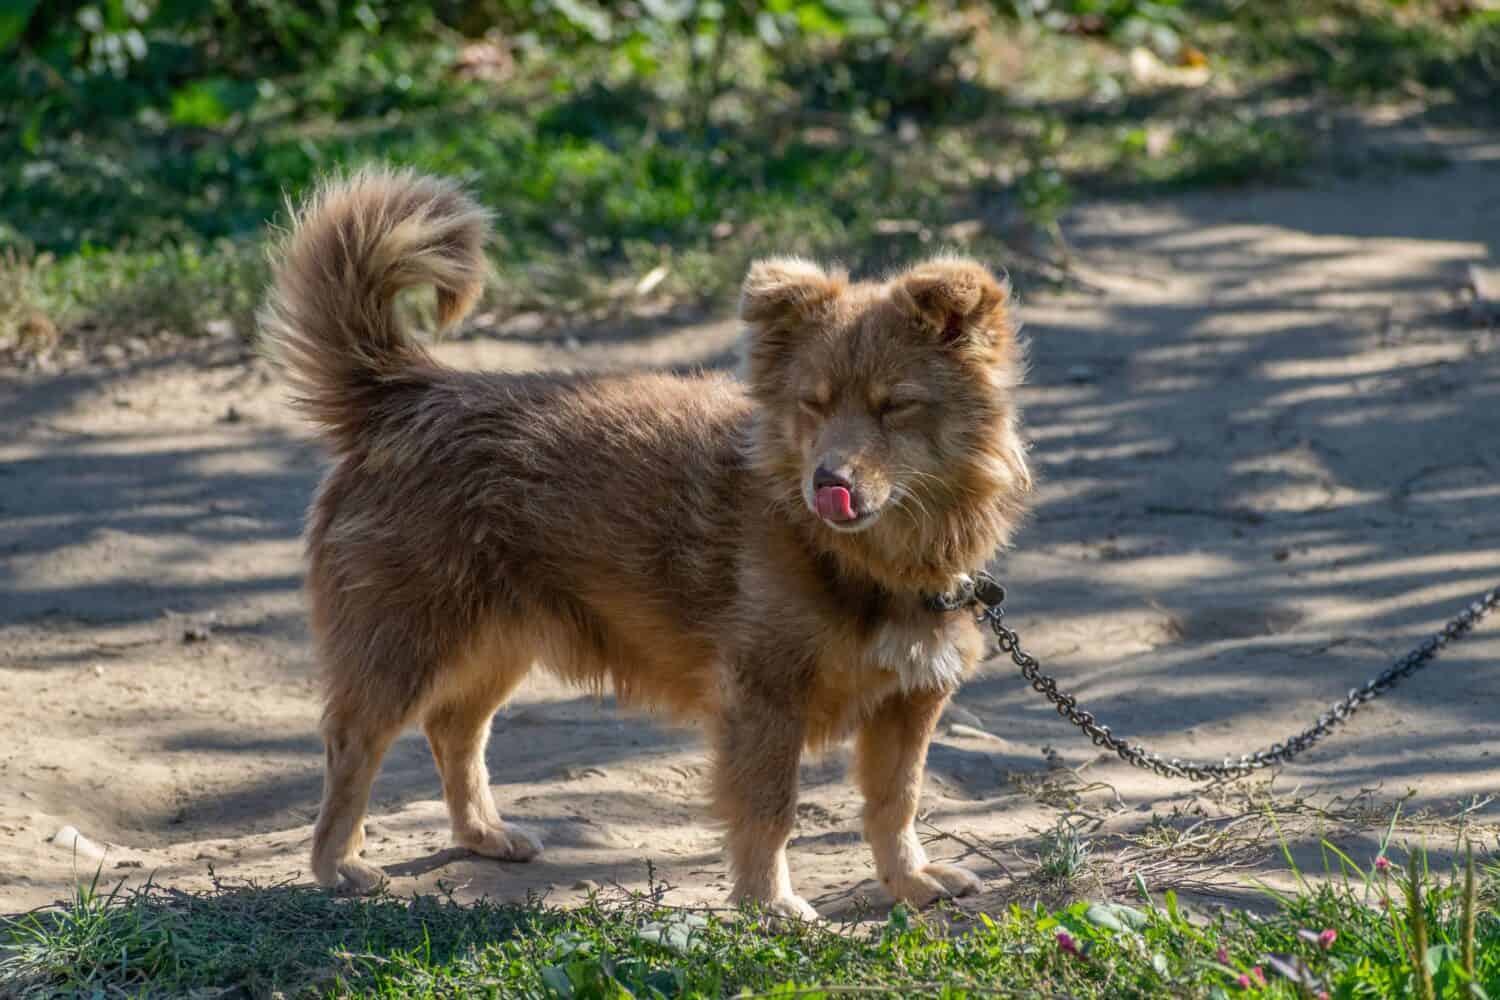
[0,246,58,356]
[1036,818,1095,884]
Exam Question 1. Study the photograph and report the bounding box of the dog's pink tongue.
[816,485,855,522]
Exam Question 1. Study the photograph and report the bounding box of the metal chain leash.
[951,573,1500,782]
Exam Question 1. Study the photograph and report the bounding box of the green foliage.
[4,843,1498,998]
[1219,0,1500,102]
[1,0,1495,348]
[993,0,1189,57]
[0,2,1014,341]
[1119,115,1309,188]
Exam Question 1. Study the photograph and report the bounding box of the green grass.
[0,15,1031,348]
[1216,0,1500,103]
[4,840,1498,998]
[3,1,1498,355]
[0,41,1023,347]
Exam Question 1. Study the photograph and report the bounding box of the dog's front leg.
[712,674,816,921]
[854,688,982,905]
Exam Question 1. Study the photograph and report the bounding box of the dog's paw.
[762,894,821,924]
[334,858,388,895]
[458,821,543,862]
[922,862,983,897]
[883,862,982,906]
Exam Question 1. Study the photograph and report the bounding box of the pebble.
[942,219,985,242]
[51,825,106,861]
[1065,364,1097,383]
[634,264,669,297]
[1467,264,1499,324]
[500,312,545,335]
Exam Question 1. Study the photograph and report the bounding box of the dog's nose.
[814,466,852,491]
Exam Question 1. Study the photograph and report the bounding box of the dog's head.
[740,255,1033,581]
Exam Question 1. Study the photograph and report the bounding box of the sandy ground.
[4,133,1500,920]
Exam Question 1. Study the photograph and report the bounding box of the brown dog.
[261,168,1033,919]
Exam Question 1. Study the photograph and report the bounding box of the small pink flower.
[1374,855,1392,872]
[1251,966,1265,985]
[1318,928,1337,950]
[1217,946,1230,964]
[1057,929,1079,955]
[1318,993,1330,1000]
[1237,973,1251,989]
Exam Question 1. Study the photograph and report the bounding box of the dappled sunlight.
[1315,398,1481,428]
[948,158,1500,903]
[1289,550,1500,590]
[8,533,301,598]
[1177,310,1324,339]
[1405,480,1500,509]
[1038,434,1181,466]
[185,445,307,480]
[1026,416,1118,442]
[0,428,312,628]
[1074,551,1247,589]
[1225,484,1382,515]
[1257,339,1477,380]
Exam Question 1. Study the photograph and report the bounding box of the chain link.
[966,573,1500,782]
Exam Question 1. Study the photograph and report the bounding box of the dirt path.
[4,139,1499,918]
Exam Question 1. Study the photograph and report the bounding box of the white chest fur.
[868,618,968,692]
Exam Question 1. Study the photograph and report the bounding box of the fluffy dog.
[262,168,1032,919]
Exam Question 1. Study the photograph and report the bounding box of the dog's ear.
[740,257,845,328]
[893,257,1011,350]
[739,257,845,395]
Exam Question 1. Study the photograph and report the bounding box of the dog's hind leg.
[423,647,541,862]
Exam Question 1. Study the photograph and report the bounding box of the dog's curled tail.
[261,167,490,452]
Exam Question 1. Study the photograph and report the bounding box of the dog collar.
[921,571,1006,613]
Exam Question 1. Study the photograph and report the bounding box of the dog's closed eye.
[879,399,926,422]
[798,397,828,417]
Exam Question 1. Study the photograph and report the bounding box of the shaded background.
[3,0,1498,351]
